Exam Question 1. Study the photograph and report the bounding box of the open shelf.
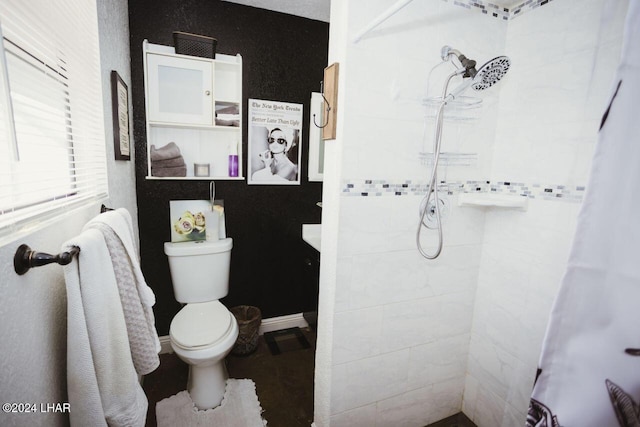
[457,193,528,210]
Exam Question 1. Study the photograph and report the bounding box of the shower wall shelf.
[457,193,528,210]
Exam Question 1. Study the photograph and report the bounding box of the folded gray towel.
[151,157,186,168]
[150,142,182,161]
[151,165,187,177]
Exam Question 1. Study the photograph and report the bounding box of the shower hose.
[416,69,464,259]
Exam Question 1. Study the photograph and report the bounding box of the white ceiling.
[221,0,528,23]
[498,0,527,7]
[222,0,331,22]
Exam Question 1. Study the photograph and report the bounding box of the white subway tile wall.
[327,0,628,425]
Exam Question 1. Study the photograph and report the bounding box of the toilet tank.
[164,238,233,303]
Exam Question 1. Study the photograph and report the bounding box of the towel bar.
[100,204,114,213]
[13,204,114,275]
[13,244,80,275]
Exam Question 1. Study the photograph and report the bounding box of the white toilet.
[164,238,239,410]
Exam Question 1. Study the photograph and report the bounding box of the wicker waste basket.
[230,305,262,356]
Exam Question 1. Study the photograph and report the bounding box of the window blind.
[0,0,108,242]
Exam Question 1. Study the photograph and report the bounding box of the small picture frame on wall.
[111,70,130,160]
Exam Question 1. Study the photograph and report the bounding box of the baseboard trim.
[157,312,309,355]
[159,335,173,354]
[259,312,309,335]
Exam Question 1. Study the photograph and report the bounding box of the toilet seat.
[170,300,233,350]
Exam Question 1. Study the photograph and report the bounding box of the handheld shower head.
[420,50,511,260]
[471,56,511,91]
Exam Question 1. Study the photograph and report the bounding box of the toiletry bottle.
[228,141,239,177]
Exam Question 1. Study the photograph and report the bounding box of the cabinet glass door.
[146,53,213,125]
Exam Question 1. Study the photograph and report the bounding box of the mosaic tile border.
[342,179,585,203]
[444,0,555,20]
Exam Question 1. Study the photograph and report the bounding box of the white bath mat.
[156,379,267,427]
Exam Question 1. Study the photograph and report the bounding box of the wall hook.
[313,81,331,128]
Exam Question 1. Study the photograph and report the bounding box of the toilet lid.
[170,301,233,349]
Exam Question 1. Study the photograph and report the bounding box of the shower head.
[443,54,511,102]
[470,56,511,91]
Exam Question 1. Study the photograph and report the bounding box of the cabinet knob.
[205,90,211,96]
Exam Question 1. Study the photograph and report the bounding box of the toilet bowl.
[164,239,236,410]
[170,301,239,409]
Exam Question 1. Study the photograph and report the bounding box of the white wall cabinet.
[146,53,213,125]
[143,40,243,180]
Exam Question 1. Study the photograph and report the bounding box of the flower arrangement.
[173,210,206,241]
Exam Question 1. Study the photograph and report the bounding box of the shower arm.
[442,68,467,101]
[441,47,463,65]
[441,46,478,78]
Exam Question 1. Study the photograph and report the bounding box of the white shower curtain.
[527,1,640,426]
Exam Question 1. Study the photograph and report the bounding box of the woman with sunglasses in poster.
[252,128,299,182]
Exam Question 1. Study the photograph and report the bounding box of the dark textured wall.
[128,0,328,335]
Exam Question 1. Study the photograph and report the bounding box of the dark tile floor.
[142,327,316,427]
[142,326,475,427]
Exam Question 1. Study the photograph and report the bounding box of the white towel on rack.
[63,228,147,427]
[84,208,161,374]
